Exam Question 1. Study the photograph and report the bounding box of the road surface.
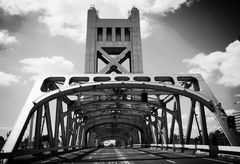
[33,148,239,164]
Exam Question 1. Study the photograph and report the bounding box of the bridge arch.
[3,80,240,154]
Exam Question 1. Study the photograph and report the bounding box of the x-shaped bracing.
[97,47,131,74]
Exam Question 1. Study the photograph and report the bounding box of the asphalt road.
[33,148,239,164]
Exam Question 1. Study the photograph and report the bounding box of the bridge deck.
[7,148,239,164]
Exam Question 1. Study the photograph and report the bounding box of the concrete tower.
[85,6,143,74]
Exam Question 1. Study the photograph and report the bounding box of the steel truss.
[2,74,240,154]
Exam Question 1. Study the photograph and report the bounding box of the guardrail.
[128,144,240,157]
[0,145,97,162]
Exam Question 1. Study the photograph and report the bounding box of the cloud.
[225,109,237,116]
[0,71,20,86]
[0,29,17,50]
[19,56,76,81]
[183,41,240,87]
[0,126,12,130]
[0,0,193,43]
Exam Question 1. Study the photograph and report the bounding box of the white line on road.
[166,159,176,163]
[115,149,130,164]
[88,156,92,159]
[178,153,195,157]
[41,160,50,163]
[203,158,233,164]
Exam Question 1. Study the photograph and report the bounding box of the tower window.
[97,28,103,41]
[106,28,112,41]
[125,28,130,41]
[116,28,121,41]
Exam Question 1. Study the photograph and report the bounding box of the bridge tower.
[85,6,143,74]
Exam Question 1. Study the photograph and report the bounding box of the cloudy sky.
[0,0,240,137]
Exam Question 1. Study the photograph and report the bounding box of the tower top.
[89,4,96,10]
[85,7,143,74]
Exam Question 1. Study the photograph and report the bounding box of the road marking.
[204,158,233,164]
[179,153,195,157]
[41,160,50,163]
[51,157,59,160]
[166,159,176,163]
[115,149,130,164]
[88,156,92,159]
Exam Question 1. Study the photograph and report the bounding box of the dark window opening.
[125,28,130,41]
[116,28,121,41]
[97,28,103,41]
[106,28,112,41]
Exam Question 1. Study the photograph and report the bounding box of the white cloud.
[0,29,17,46]
[19,56,76,80]
[140,17,152,39]
[0,0,192,43]
[225,109,237,116]
[0,126,12,130]
[181,113,188,120]
[183,41,240,87]
[0,71,20,86]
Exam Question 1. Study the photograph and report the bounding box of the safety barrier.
[129,144,240,157]
[0,145,91,160]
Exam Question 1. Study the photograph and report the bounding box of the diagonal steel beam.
[185,99,196,144]
[98,48,129,73]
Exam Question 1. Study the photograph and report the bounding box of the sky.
[0,0,240,138]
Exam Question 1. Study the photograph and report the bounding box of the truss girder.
[2,74,240,155]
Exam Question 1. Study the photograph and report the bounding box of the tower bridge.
[1,6,240,164]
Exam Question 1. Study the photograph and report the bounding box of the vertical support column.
[66,110,72,146]
[58,100,66,147]
[199,104,209,145]
[103,27,106,42]
[141,127,148,144]
[158,97,168,144]
[85,7,97,73]
[161,110,169,144]
[44,103,54,147]
[29,114,35,148]
[34,106,43,149]
[138,130,142,144]
[54,99,61,148]
[152,113,159,144]
[86,132,90,146]
[80,126,84,147]
[150,124,157,144]
[72,121,78,147]
[112,28,116,41]
[154,118,159,144]
[81,128,86,146]
[135,129,140,143]
[76,124,80,146]
[185,100,196,144]
[169,102,176,144]
[175,95,184,145]
[121,28,125,42]
[130,7,143,73]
